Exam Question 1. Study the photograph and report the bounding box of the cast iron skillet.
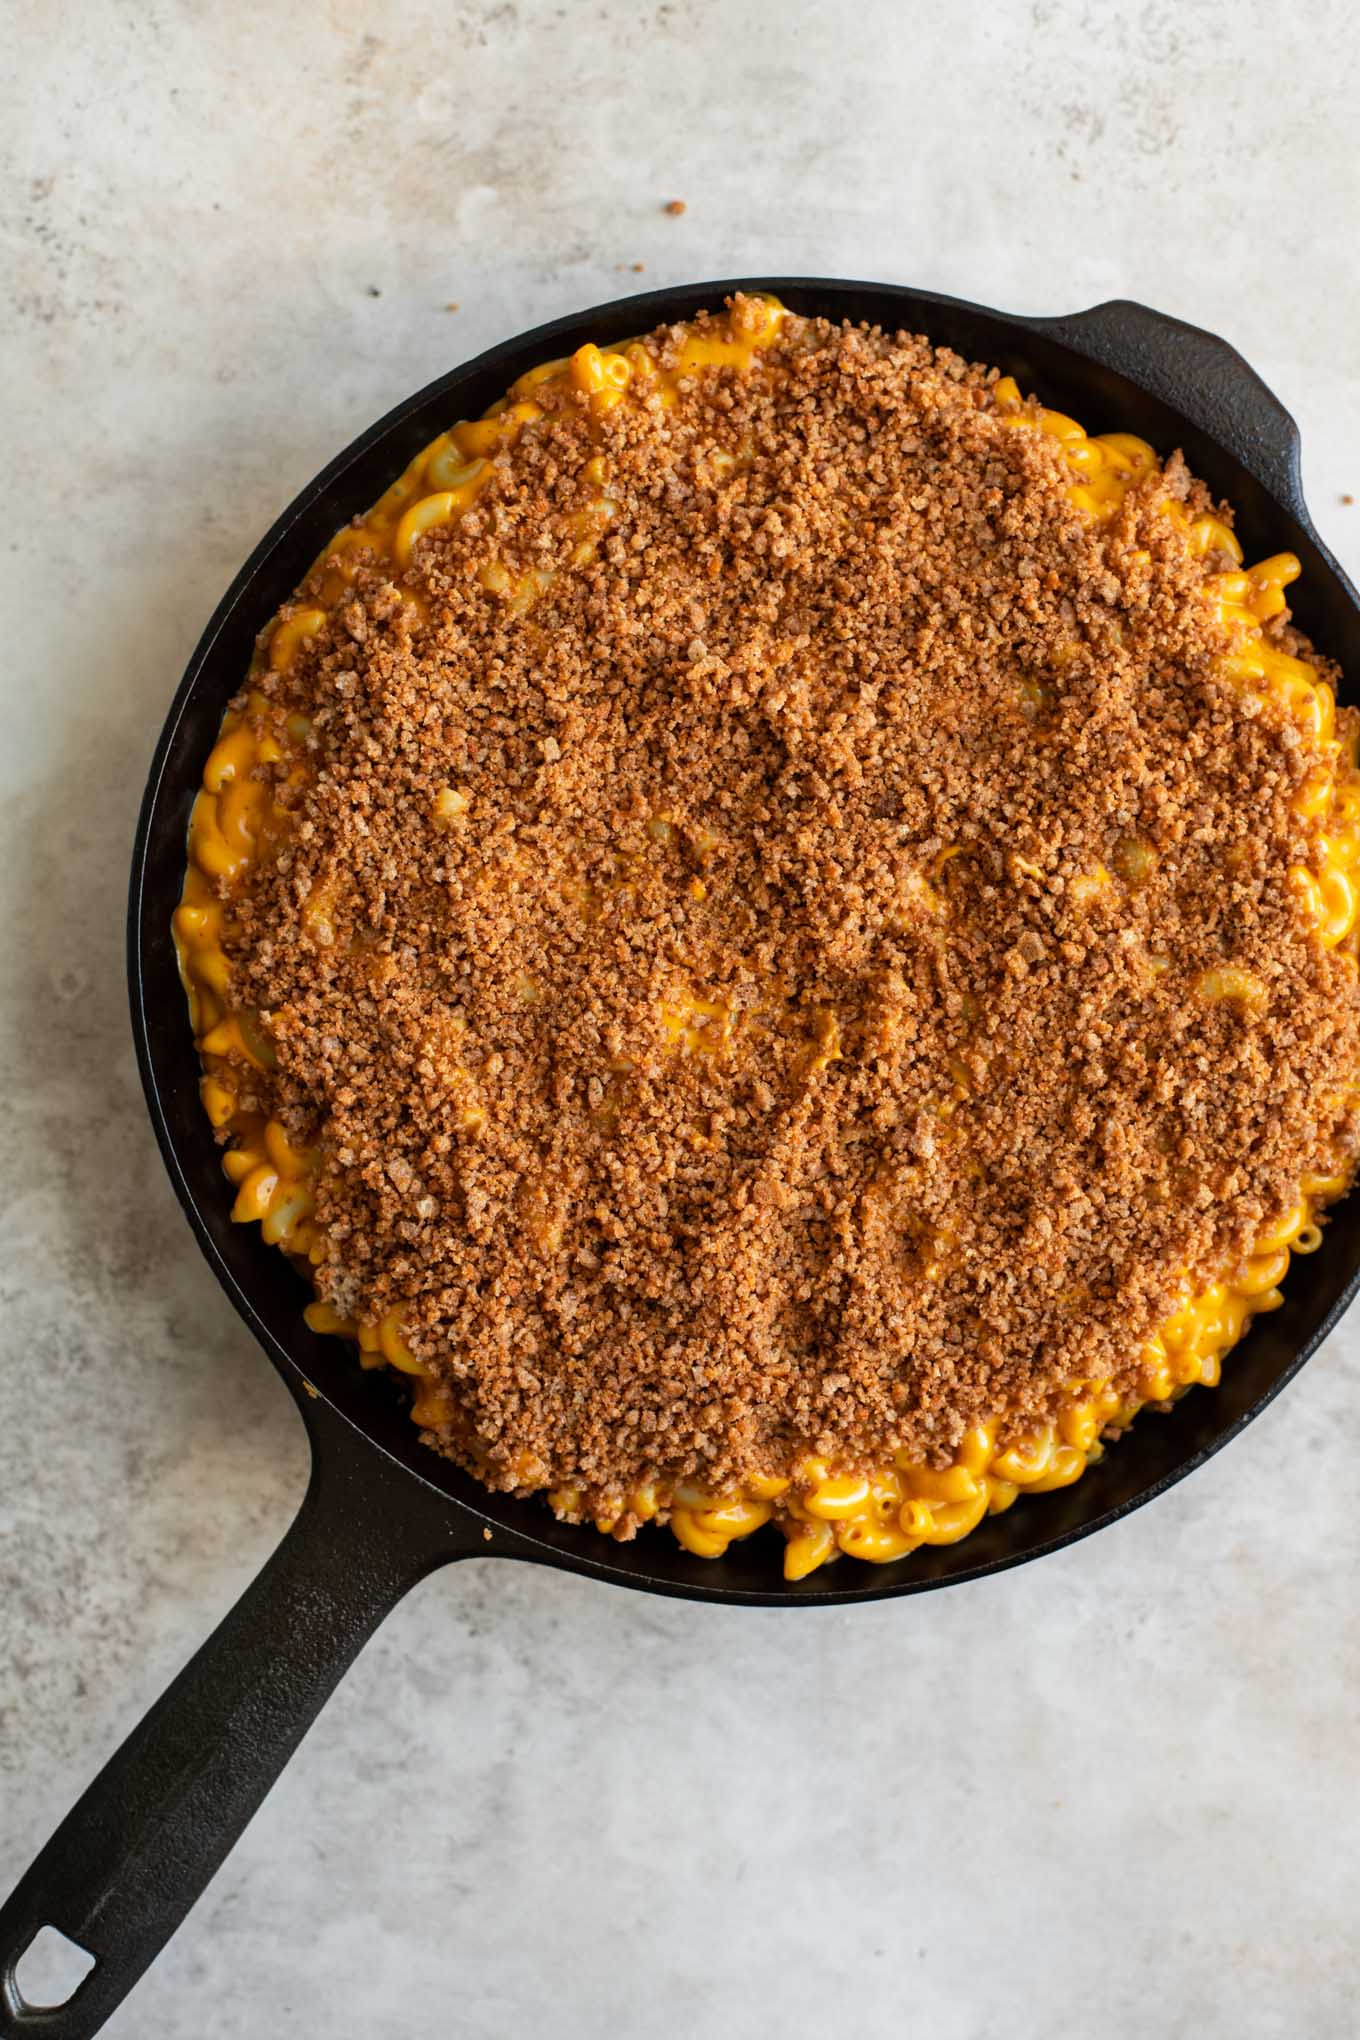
[4,278,1360,2037]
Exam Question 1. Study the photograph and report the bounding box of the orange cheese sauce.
[177,304,1359,1580]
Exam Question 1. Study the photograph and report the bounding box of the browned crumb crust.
[221,305,1360,1509]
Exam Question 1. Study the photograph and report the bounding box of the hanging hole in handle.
[12,1926,97,2011]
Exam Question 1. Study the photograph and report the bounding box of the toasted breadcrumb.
[221,304,1360,1512]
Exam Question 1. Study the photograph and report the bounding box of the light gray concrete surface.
[2,2,1358,2034]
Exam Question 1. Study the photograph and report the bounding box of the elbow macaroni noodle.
[176,303,1360,1580]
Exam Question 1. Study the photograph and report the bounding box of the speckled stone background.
[3,3,1358,2034]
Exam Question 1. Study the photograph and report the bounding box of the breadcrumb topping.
[220,305,1360,1511]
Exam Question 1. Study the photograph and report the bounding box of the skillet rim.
[128,274,1360,1607]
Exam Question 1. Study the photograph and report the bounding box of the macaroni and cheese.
[176,298,1360,1578]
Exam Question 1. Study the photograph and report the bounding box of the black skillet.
[3,278,1359,2038]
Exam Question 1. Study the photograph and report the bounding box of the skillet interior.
[130,277,1360,1605]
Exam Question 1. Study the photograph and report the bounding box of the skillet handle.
[1027,298,1307,517]
[0,1393,475,2039]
